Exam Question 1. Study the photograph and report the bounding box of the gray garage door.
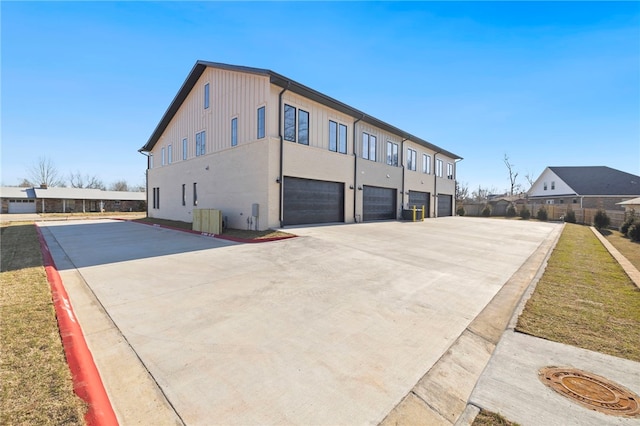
[363,186,396,221]
[283,177,344,226]
[437,194,453,217]
[408,191,430,218]
[8,199,37,213]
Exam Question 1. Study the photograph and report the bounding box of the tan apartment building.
[140,61,461,230]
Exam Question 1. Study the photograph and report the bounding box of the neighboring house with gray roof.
[527,166,640,210]
[140,61,462,229]
[0,185,146,214]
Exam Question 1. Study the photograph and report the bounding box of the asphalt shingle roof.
[549,166,640,196]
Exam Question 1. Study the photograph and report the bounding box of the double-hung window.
[257,106,265,139]
[447,163,454,180]
[362,133,376,161]
[386,141,398,166]
[329,121,348,154]
[551,181,555,190]
[407,148,417,171]
[231,117,238,147]
[284,104,296,142]
[436,159,443,177]
[182,138,187,160]
[204,83,210,109]
[196,131,206,156]
[423,154,431,174]
[544,182,548,190]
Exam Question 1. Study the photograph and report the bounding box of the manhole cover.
[539,367,640,417]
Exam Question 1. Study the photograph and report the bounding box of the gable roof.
[139,60,462,160]
[0,187,36,199]
[549,166,640,196]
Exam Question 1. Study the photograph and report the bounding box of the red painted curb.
[35,225,119,426]
[131,219,297,243]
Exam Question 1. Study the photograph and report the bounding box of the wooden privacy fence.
[462,202,638,229]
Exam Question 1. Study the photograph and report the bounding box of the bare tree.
[503,154,519,196]
[456,181,470,202]
[69,171,105,189]
[524,171,536,191]
[18,178,33,187]
[28,157,65,187]
[110,180,129,191]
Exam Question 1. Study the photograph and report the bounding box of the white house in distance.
[139,61,462,230]
[528,166,640,211]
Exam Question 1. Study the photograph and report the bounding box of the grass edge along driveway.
[1,223,86,425]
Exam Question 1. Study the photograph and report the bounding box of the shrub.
[564,209,576,224]
[456,206,465,216]
[620,211,636,236]
[593,209,610,230]
[520,206,531,220]
[506,204,517,217]
[536,207,548,221]
[481,205,491,217]
[628,224,640,242]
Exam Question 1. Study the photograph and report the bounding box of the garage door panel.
[363,186,396,221]
[408,191,430,218]
[437,194,452,217]
[8,200,37,213]
[283,177,344,226]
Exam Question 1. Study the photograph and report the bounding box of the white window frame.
[196,130,206,156]
[447,162,454,180]
[204,83,210,109]
[257,106,266,139]
[362,132,376,161]
[436,159,443,177]
[168,144,173,164]
[386,141,398,166]
[161,147,166,166]
[231,117,238,147]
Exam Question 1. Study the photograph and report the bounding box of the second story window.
[257,106,265,139]
[329,121,347,154]
[362,133,376,161]
[423,154,431,174]
[551,181,555,190]
[284,104,296,142]
[436,159,443,177]
[168,144,173,164]
[182,138,187,160]
[204,83,210,109]
[196,131,206,156]
[231,117,238,147]
[544,182,548,190]
[386,141,398,166]
[161,147,166,166]
[298,110,309,145]
[407,148,417,171]
[447,162,454,179]
[149,154,154,169]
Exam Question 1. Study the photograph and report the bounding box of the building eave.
[140,61,462,160]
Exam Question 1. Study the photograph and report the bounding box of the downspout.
[353,114,364,222]
[454,158,463,215]
[400,138,408,210]
[278,83,290,227]
[138,150,150,217]
[433,151,441,217]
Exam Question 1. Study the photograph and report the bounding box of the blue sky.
[2,1,639,193]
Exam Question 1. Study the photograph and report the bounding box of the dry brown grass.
[604,230,640,272]
[0,223,86,425]
[516,224,640,361]
[472,409,520,426]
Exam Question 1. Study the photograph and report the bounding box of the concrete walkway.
[39,217,560,425]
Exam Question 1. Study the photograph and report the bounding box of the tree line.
[16,157,144,192]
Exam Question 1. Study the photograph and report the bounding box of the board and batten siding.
[150,68,271,165]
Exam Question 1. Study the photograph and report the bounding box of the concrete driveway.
[40,217,560,425]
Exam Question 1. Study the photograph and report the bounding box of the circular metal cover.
[539,367,640,417]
